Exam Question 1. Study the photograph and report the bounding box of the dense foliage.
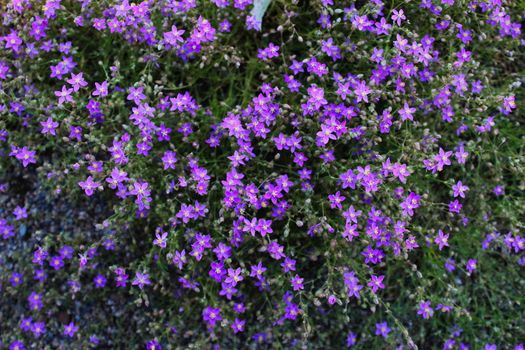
[1,0,524,349]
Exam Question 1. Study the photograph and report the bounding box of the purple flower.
[290,274,304,291]
[367,275,385,293]
[4,31,23,52]
[400,192,421,217]
[328,191,345,209]
[9,272,23,287]
[257,218,273,237]
[417,300,434,319]
[66,72,87,91]
[449,200,462,214]
[49,255,64,270]
[465,259,477,274]
[78,176,101,196]
[63,322,78,337]
[31,322,46,337]
[127,86,146,105]
[250,261,267,279]
[213,242,231,261]
[146,339,162,350]
[257,43,280,61]
[344,271,363,298]
[391,9,406,25]
[9,341,25,350]
[40,117,59,135]
[231,318,245,333]
[455,145,469,164]
[13,206,27,220]
[132,271,151,289]
[94,274,107,288]
[202,306,222,327]
[399,102,416,121]
[267,241,285,260]
[14,147,37,167]
[54,85,74,104]
[434,230,450,250]
[162,150,177,170]
[153,231,168,248]
[172,250,187,270]
[493,185,505,196]
[346,331,357,347]
[281,257,296,273]
[354,80,371,103]
[114,268,129,287]
[445,258,456,272]
[163,25,185,47]
[69,125,83,141]
[375,321,390,338]
[28,292,43,311]
[92,81,109,97]
[224,267,244,286]
[431,148,451,171]
[452,181,469,198]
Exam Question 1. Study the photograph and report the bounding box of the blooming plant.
[0,0,524,349]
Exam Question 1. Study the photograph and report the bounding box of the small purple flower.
[28,292,43,311]
[9,341,25,350]
[449,200,462,214]
[445,258,456,272]
[367,275,385,293]
[153,231,168,248]
[40,117,59,135]
[31,322,46,337]
[452,181,469,198]
[328,191,345,209]
[257,218,273,237]
[13,206,27,220]
[231,318,245,334]
[93,81,109,97]
[224,268,244,287]
[346,331,357,347]
[290,274,304,291]
[114,268,129,287]
[391,9,406,25]
[202,306,222,327]
[132,271,151,289]
[9,272,23,287]
[400,192,420,217]
[54,85,74,104]
[417,300,434,319]
[493,185,505,196]
[93,274,107,288]
[14,147,37,167]
[66,72,88,91]
[69,125,83,141]
[146,339,162,350]
[162,150,177,170]
[78,176,101,196]
[434,230,450,250]
[375,321,390,338]
[63,322,78,337]
[163,25,185,47]
[127,86,146,104]
[465,259,477,274]
[399,102,416,121]
[49,256,64,270]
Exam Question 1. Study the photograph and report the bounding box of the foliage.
[0,0,524,349]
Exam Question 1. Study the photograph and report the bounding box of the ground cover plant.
[0,0,524,349]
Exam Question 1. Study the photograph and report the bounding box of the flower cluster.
[0,0,523,349]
